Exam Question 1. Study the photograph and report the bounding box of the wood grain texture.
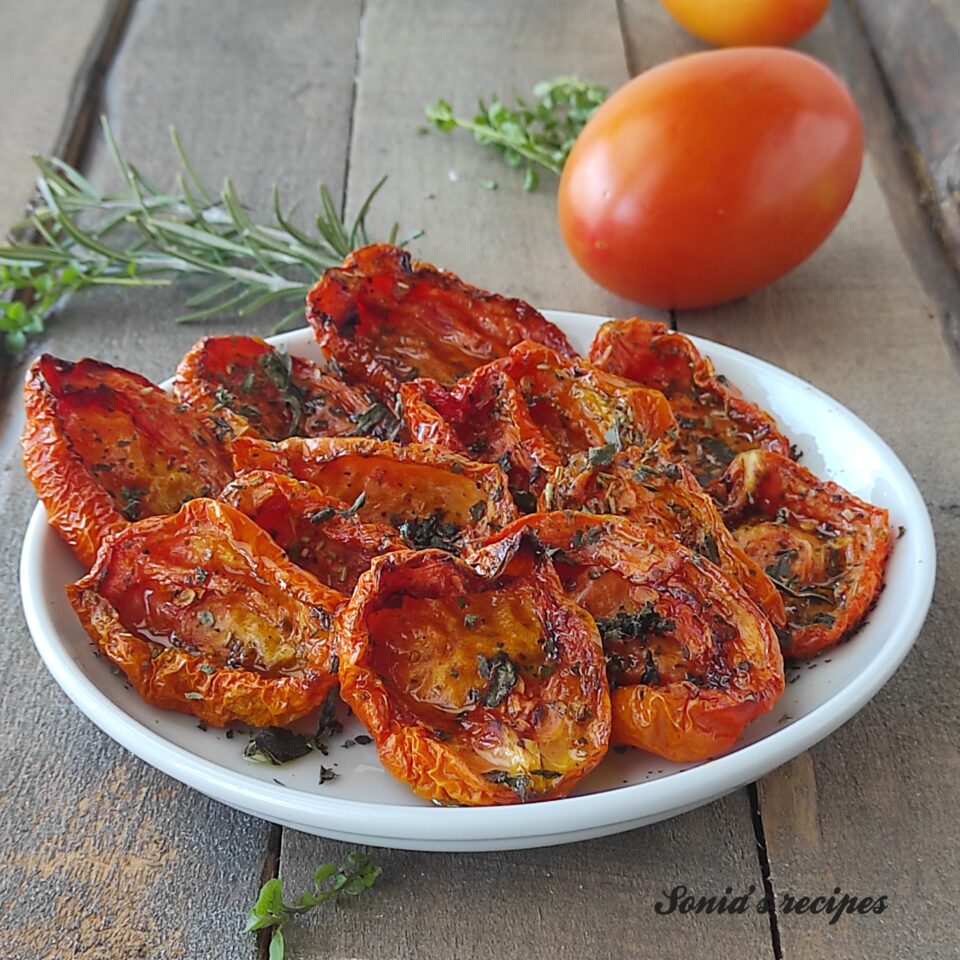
[282,800,770,960]
[340,0,652,317]
[0,0,114,234]
[1,2,363,957]
[281,4,769,957]
[850,0,960,271]
[619,2,960,956]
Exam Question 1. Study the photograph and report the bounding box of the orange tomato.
[558,48,863,310]
[338,547,611,804]
[480,512,784,762]
[660,0,830,47]
[68,499,343,729]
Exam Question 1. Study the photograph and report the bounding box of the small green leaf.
[269,928,285,960]
[245,878,284,931]
[0,117,419,356]
[423,76,606,191]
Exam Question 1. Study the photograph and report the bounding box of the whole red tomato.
[660,0,830,47]
[558,49,863,310]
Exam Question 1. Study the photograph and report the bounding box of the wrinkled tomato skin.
[719,450,891,660]
[543,447,785,627]
[337,548,610,805]
[589,318,792,487]
[22,355,233,568]
[400,366,561,503]
[495,341,677,460]
[230,436,518,552]
[220,469,404,593]
[558,49,863,309]
[174,335,375,442]
[67,499,343,728]
[307,243,575,401]
[480,512,784,762]
[660,0,829,47]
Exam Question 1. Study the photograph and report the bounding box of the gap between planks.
[839,0,960,370]
[0,0,135,401]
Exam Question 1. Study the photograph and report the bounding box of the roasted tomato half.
[543,448,785,627]
[400,363,561,509]
[67,499,343,728]
[495,340,677,461]
[220,469,403,593]
[231,436,518,553]
[306,243,574,401]
[588,318,792,487]
[337,548,610,804]
[718,450,891,660]
[22,354,233,568]
[173,335,396,442]
[481,512,784,762]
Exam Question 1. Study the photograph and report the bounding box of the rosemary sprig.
[0,116,421,356]
[425,76,607,191]
[245,851,381,959]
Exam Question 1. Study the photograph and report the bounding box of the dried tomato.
[718,450,891,660]
[588,318,792,487]
[400,363,562,507]
[173,335,395,442]
[337,547,610,804]
[480,512,784,761]
[230,436,518,554]
[495,340,677,461]
[67,499,343,728]
[543,447,785,627]
[220,469,403,593]
[306,243,575,401]
[22,354,233,568]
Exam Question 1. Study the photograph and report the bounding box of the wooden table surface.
[2,2,958,958]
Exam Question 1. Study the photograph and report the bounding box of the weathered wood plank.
[850,0,960,272]
[620,1,960,956]
[282,4,770,958]
[1,2,363,957]
[283,804,768,960]
[0,0,116,234]
[341,0,640,317]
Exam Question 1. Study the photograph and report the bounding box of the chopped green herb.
[587,443,617,467]
[243,727,313,765]
[477,651,518,707]
[309,506,337,525]
[482,769,533,799]
[595,603,675,643]
[340,491,366,518]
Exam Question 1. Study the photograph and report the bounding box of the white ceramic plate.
[20,312,935,851]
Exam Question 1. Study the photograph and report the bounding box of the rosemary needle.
[0,115,420,356]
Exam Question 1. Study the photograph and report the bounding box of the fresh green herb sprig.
[425,76,607,191]
[0,116,421,356]
[246,851,381,959]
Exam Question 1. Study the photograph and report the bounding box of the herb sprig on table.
[425,76,607,191]
[0,116,420,356]
[246,851,381,959]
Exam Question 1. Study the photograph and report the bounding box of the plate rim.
[19,311,937,846]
